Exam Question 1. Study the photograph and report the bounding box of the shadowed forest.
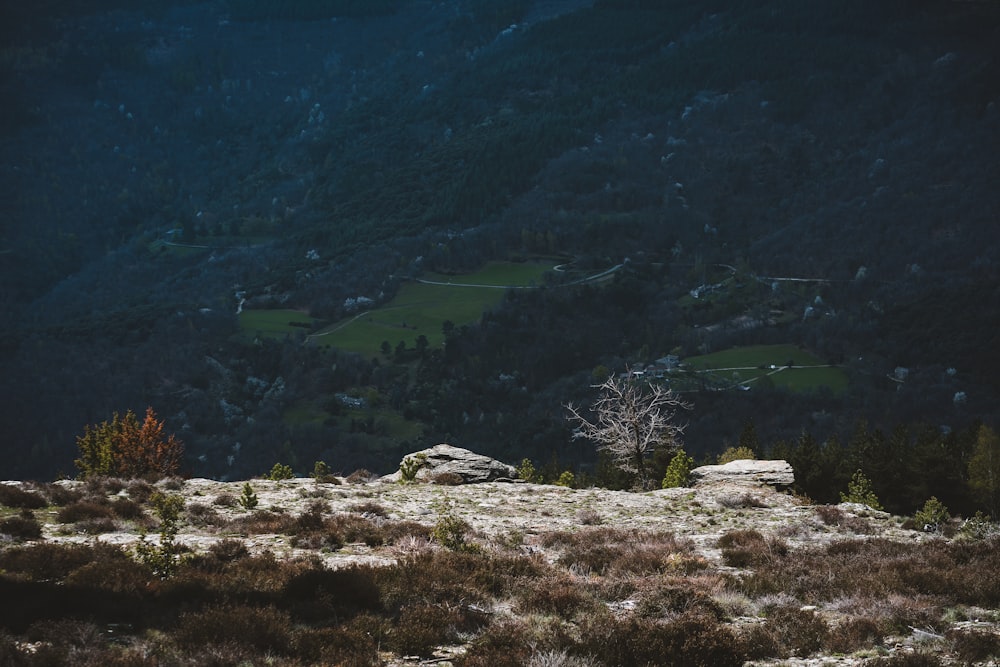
[1,0,999,511]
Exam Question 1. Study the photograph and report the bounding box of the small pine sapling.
[839,469,883,511]
[238,482,258,510]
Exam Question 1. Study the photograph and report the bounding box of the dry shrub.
[717,492,766,509]
[76,517,118,534]
[718,529,787,568]
[0,542,105,581]
[763,605,828,657]
[826,616,882,653]
[57,500,114,523]
[235,509,297,535]
[125,480,155,503]
[176,603,294,654]
[378,550,543,611]
[576,509,603,525]
[327,512,388,547]
[345,469,374,484]
[947,627,1000,663]
[65,556,151,595]
[42,483,84,506]
[815,505,874,533]
[213,492,237,507]
[458,618,536,667]
[0,484,47,509]
[579,612,744,667]
[516,574,596,618]
[742,537,1000,608]
[549,528,697,576]
[0,511,43,540]
[281,567,381,621]
[636,585,725,621]
[867,653,944,666]
[293,615,384,666]
[110,497,145,520]
[208,538,250,564]
[391,603,461,657]
[736,623,781,660]
[430,471,465,486]
[350,500,388,517]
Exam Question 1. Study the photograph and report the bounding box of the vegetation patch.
[311,261,553,357]
[237,309,318,342]
[681,344,848,394]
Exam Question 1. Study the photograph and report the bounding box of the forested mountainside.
[1,0,998,493]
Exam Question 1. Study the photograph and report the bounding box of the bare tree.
[566,372,691,489]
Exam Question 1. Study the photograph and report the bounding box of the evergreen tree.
[968,425,1000,518]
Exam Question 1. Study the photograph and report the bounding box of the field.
[310,261,553,357]
[236,309,317,342]
[681,344,848,394]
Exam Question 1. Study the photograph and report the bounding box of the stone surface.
[689,458,795,488]
[382,444,517,484]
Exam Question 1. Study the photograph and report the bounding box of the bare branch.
[566,372,691,488]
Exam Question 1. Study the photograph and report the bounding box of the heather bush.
[579,612,744,667]
[764,605,828,657]
[76,517,118,534]
[42,483,84,506]
[0,542,103,581]
[57,500,114,523]
[430,471,465,485]
[0,484,47,509]
[0,511,43,540]
[717,492,766,509]
[515,574,597,618]
[293,619,382,666]
[391,603,458,656]
[718,529,787,568]
[110,496,145,521]
[947,627,1000,662]
[349,500,388,517]
[346,468,374,484]
[281,567,381,621]
[825,616,882,653]
[176,604,294,654]
[65,552,152,596]
[636,585,725,621]
[457,618,536,667]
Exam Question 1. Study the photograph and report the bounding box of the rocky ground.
[3,467,994,665]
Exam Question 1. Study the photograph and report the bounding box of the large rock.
[384,444,517,484]
[689,459,795,488]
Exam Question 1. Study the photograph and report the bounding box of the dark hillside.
[0,0,998,483]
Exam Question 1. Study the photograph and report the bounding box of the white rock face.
[382,444,517,484]
[689,459,795,488]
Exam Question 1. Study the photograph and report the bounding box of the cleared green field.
[311,261,552,356]
[683,344,848,394]
[237,309,317,341]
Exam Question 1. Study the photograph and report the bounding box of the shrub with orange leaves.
[75,407,183,479]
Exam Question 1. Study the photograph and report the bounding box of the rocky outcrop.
[383,444,517,484]
[689,459,795,488]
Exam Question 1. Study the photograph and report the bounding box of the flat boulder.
[690,459,795,488]
[383,444,517,484]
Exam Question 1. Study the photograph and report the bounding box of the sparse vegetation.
[1,475,998,664]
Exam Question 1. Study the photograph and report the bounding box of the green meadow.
[236,309,317,342]
[310,261,553,357]
[682,344,848,394]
